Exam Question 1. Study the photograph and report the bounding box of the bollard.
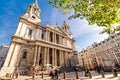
[8,73,10,77]
[10,73,12,78]
[88,71,92,78]
[6,73,8,77]
[12,73,15,78]
[101,71,105,78]
[113,71,118,77]
[112,67,118,77]
[16,73,19,78]
[32,73,35,79]
[63,72,66,79]
[75,71,79,79]
[41,72,44,79]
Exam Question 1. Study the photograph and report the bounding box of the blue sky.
[0,0,108,51]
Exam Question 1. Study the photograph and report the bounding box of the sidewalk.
[0,71,120,80]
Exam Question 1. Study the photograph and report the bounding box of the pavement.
[0,71,120,80]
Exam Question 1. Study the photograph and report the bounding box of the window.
[32,16,36,19]
[22,51,27,59]
[50,32,53,42]
[28,29,32,35]
[41,32,44,39]
[111,36,114,38]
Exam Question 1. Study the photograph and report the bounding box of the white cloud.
[50,8,59,25]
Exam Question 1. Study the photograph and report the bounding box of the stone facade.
[79,33,120,67]
[0,44,9,69]
[0,2,77,76]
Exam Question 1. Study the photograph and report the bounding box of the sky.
[0,0,109,51]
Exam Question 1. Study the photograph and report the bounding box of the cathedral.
[0,1,77,75]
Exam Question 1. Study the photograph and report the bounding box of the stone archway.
[18,48,33,67]
[19,51,27,67]
[16,48,33,74]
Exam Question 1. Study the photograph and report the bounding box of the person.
[75,66,79,72]
[55,67,61,80]
[50,67,56,80]
[112,67,118,77]
[31,67,37,79]
[96,66,101,74]
[84,67,89,77]
[48,66,53,76]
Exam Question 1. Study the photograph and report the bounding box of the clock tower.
[0,0,42,76]
[22,0,41,24]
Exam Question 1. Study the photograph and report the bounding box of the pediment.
[54,27,66,35]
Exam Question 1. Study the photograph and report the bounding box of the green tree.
[48,0,120,34]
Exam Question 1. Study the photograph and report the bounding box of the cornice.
[46,27,66,36]
[19,17,45,30]
[12,35,73,52]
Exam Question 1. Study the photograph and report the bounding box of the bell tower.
[62,21,71,35]
[0,0,42,76]
[22,0,41,24]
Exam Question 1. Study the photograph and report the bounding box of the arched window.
[22,51,27,59]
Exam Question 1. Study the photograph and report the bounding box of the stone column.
[46,30,48,41]
[61,50,64,66]
[36,28,40,39]
[63,51,65,65]
[53,33,55,43]
[23,27,27,37]
[60,50,62,66]
[9,44,21,67]
[55,33,56,43]
[10,44,20,67]
[33,46,38,66]
[3,42,16,67]
[52,48,55,66]
[39,29,42,39]
[15,22,23,35]
[89,57,92,67]
[59,35,61,44]
[54,49,57,66]
[95,54,99,66]
[44,47,47,65]
[65,52,69,66]
[113,51,119,64]
[48,31,50,41]
[61,36,63,45]
[47,47,49,64]
[36,46,41,66]
[60,36,63,45]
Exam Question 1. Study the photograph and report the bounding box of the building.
[0,44,9,69]
[0,1,77,76]
[79,33,120,67]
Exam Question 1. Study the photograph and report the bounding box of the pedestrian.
[84,66,89,77]
[112,67,118,77]
[96,66,101,74]
[75,66,79,72]
[31,67,37,79]
[48,66,53,76]
[50,67,56,80]
[55,67,60,80]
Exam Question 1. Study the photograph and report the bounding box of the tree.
[48,0,120,34]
